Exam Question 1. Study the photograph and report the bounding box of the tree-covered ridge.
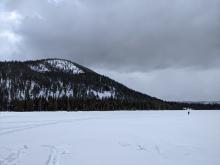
[0,59,219,111]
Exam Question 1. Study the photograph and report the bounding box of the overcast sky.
[0,0,220,101]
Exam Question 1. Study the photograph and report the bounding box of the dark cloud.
[1,0,220,101]
[1,0,220,71]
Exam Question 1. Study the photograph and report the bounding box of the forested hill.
[0,59,219,111]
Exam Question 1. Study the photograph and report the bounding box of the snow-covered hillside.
[0,59,119,103]
[28,59,84,74]
[0,79,115,101]
[0,110,219,165]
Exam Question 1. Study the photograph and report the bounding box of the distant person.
[188,110,190,115]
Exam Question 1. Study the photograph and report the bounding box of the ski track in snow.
[0,145,28,165]
[0,145,68,165]
[155,145,161,154]
[0,117,108,136]
[43,145,60,165]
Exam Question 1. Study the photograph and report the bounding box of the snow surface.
[0,110,220,165]
[29,64,49,72]
[47,59,84,74]
[28,59,84,74]
[88,89,115,99]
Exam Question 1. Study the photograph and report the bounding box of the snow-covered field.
[0,110,220,165]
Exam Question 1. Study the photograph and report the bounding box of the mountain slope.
[0,59,219,111]
[0,58,170,111]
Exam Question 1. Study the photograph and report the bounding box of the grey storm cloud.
[1,0,220,71]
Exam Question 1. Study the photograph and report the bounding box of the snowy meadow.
[0,110,220,165]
